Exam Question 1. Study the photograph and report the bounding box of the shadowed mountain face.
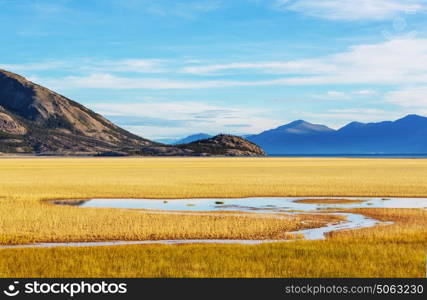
[247,115,427,154]
[0,69,152,154]
[246,120,337,154]
[0,69,265,156]
[178,134,266,156]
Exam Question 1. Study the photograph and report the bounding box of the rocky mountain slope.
[0,69,265,156]
[178,134,266,156]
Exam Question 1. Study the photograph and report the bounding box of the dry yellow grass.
[1,239,424,278]
[331,208,427,242]
[1,157,427,244]
[0,205,341,244]
[1,208,425,278]
[0,157,427,277]
[0,157,357,244]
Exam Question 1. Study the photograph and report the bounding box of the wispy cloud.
[301,108,404,128]
[1,59,167,73]
[90,101,282,139]
[271,89,378,104]
[30,73,246,90]
[310,90,377,101]
[180,38,427,86]
[116,0,222,18]
[384,86,427,107]
[8,38,427,90]
[0,60,70,72]
[354,89,377,95]
[80,59,168,73]
[181,60,333,75]
[274,0,426,21]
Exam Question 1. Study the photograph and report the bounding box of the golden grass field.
[0,157,427,277]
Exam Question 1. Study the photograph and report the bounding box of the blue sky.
[1,0,427,140]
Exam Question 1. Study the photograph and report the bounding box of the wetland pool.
[3,197,425,249]
[73,197,427,212]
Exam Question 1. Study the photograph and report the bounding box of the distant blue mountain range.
[173,115,427,154]
[174,133,213,144]
[246,114,427,154]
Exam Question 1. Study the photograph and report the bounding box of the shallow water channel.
[3,197,427,249]
[77,197,427,212]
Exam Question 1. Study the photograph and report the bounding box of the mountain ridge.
[0,69,265,156]
[246,115,427,154]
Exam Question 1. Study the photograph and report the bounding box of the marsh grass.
[0,241,424,278]
[0,201,342,244]
[330,208,427,242]
[0,158,357,244]
[1,208,425,278]
[1,157,427,277]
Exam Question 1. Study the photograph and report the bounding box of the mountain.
[153,138,179,145]
[0,69,265,156]
[246,115,427,154]
[177,134,266,156]
[264,120,335,135]
[174,133,213,144]
[246,120,336,154]
[333,114,427,153]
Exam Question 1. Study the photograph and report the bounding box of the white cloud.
[384,86,427,107]
[90,101,282,139]
[81,59,167,73]
[0,60,69,72]
[326,91,349,99]
[307,91,352,101]
[301,108,404,128]
[122,125,195,140]
[274,0,426,21]
[303,87,427,121]
[181,38,427,86]
[310,90,377,101]
[1,59,167,73]
[11,38,427,90]
[30,73,251,90]
[181,60,333,75]
[354,89,377,95]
